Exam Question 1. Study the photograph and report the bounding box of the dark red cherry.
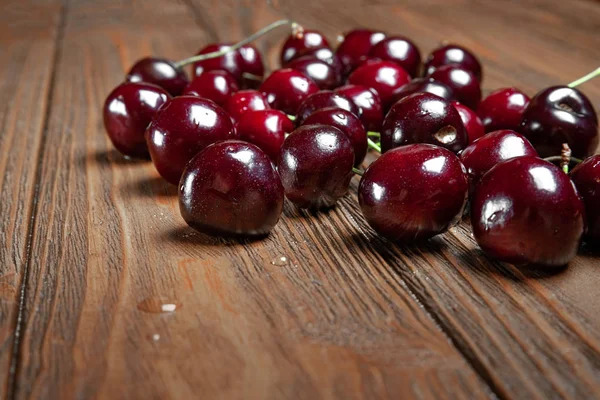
[477,88,530,133]
[224,90,270,122]
[460,130,538,191]
[103,82,170,159]
[259,69,319,115]
[193,43,242,81]
[390,77,454,105]
[336,29,386,76]
[236,109,293,160]
[359,144,468,242]
[126,57,188,97]
[570,155,600,245]
[519,86,599,159]
[368,36,421,78]
[182,70,239,107]
[179,140,284,237]
[429,65,481,110]
[146,96,236,185]
[348,60,411,109]
[295,91,360,126]
[238,44,265,88]
[335,84,384,131]
[286,47,344,77]
[424,44,482,81]
[303,107,367,166]
[452,101,485,143]
[287,57,342,90]
[381,92,468,154]
[471,156,585,267]
[277,124,354,209]
[280,29,330,66]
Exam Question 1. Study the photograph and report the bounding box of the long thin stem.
[367,138,381,153]
[174,19,294,68]
[568,67,600,88]
[352,167,364,176]
[367,131,380,138]
[544,155,583,164]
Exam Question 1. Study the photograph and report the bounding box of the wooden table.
[2,0,600,398]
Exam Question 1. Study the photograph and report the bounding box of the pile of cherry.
[103,20,600,268]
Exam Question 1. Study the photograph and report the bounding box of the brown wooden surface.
[1,0,599,399]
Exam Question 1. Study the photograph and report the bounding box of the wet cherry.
[477,87,530,133]
[236,109,293,160]
[424,44,482,81]
[336,29,386,76]
[348,60,411,109]
[368,36,421,78]
[182,70,239,107]
[126,57,188,97]
[391,77,454,105]
[335,84,384,131]
[294,90,360,126]
[570,155,600,245]
[287,57,342,90]
[259,69,319,115]
[429,65,481,110]
[452,101,485,143]
[224,90,270,122]
[280,29,330,66]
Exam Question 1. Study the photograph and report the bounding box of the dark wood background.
[1,0,599,398]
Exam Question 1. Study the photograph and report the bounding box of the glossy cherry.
[285,47,344,77]
[259,69,319,115]
[335,84,384,131]
[287,57,342,90]
[477,88,530,133]
[390,77,454,105]
[359,144,468,242]
[452,101,485,143]
[302,107,367,166]
[193,43,242,81]
[182,70,239,107]
[348,60,411,109]
[336,29,386,76]
[381,92,468,154]
[179,140,284,237]
[519,86,599,159]
[424,44,482,81]
[145,96,237,185]
[277,124,354,209]
[429,65,481,110]
[280,29,330,66]
[126,57,188,97]
[294,91,360,126]
[238,44,265,88]
[368,36,421,78]
[236,109,293,160]
[471,156,585,267]
[224,90,270,122]
[570,155,600,245]
[103,82,170,159]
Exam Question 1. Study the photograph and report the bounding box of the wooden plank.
[0,0,63,396]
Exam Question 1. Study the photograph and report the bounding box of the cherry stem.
[367,138,381,153]
[543,143,582,174]
[367,131,380,138]
[174,19,295,68]
[352,167,364,176]
[286,114,296,121]
[567,67,600,88]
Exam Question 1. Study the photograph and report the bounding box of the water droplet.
[137,297,182,314]
[270,256,288,266]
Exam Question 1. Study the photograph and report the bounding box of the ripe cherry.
[348,60,411,109]
[381,92,468,154]
[236,109,293,160]
[285,47,344,77]
[126,57,188,96]
[471,156,585,267]
[238,44,265,88]
[477,88,530,133]
[277,124,354,209]
[280,29,330,66]
[368,36,421,78]
[103,82,170,159]
[359,144,468,242]
[179,140,284,237]
[259,69,319,115]
[391,77,454,105]
[335,84,384,131]
[146,96,236,185]
[336,29,386,76]
[429,65,481,110]
[193,43,242,80]
[287,57,342,90]
[224,90,270,122]
[424,44,482,81]
[570,155,600,245]
[295,91,360,126]
[182,70,239,107]
[452,101,485,143]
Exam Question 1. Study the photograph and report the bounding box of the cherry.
[471,156,585,267]
[302,107,367,166]
[335,84,384,131]
[424,44,482,81]
[238,44,265,88]
[359,144,468,242]
[459,130,538,191]
[348,60,411,109]
[182,70,239,107]
[381,92,468,154]
[224,90,270,122]
[287,57,342,90]
[236,109,293,160]
[259,69,319,115]
[179,140,283,237]
[145,96,236,185]
[285,47,344,77]
[477,88,530,133]
[280,28,330,66]
[368,36,421,78]
[277,124,354,209]
[126,57,189,97]
[336,29,386,76]
[570,155,600,245]
[294,90,360,126]
[390,77,454,105]
[519,86,599,159]
[452,101,485,143]
[429,65,481,110]
[194,43,241,79]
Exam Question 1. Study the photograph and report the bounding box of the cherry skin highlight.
[182,70,239,107]
[348,60,411,109]
[429,65,481,110]
[381,92,468,154]
[358,144,468,242]
[287,57,342,90]
[259,69,319,115]
[335,84,384,131]
[391,77,454,105]
[224,90,270,122]
[452,101,485,143]
[570,155,600,245]
[236,109,293,160]
[294,91,360,126]
[424,44,482,81]
[277,124,355,209]
[103,82,170,159]
[126,57,188,97]
[336,29,386,76]
[302,107,368,166]
[145,96,237,185]
[477,87,530,133]
[280,29,330,66]
[368,36,421,78]
[179,140,284,237]
[471,156,585,267]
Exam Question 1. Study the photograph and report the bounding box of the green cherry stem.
[567,67,600,88]
[352,167,364,176]
[287,114,296,121]
[367,131,381,138]
[544,143,581,174]
[367,138,381,153]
